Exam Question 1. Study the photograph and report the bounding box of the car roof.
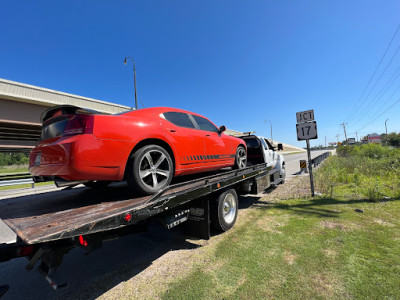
[119,107,205,118]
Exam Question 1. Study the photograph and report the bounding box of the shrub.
[316,144,400,199]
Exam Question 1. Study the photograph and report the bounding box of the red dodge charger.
[29,106,247,194]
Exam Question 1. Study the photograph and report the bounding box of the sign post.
[296,109,318,197]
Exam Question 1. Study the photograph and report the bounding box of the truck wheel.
[128,145,173,195]
[211,189,238,232]
[84,181,111,188]
[280,164,286,184]
[233,146,247,169]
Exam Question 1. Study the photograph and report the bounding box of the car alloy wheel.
[234,146,247,169]
[129,145,174,195]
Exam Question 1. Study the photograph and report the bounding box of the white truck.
[240,134,286,184]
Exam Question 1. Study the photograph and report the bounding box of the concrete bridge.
[0,78,131,152]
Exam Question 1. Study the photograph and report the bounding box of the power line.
[349,67,400,128]
[345,23,400,122]
[349,43,400,126]
[357,96,400,132]
[354,81,400,130]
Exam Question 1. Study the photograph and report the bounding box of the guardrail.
[311,151,331,167]
[0,172,34,188]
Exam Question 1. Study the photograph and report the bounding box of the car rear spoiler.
[40,105,103,123]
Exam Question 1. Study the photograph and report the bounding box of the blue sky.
[1,1,400,147]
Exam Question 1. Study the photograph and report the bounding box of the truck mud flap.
[182,196,210,240]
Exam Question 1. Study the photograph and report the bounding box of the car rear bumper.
[29,134,136,181]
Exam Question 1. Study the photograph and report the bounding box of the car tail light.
[78,235,88,247]
[63,114,94,137]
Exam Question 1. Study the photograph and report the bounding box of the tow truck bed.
[0,164,272,245]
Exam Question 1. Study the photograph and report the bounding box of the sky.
[1,0,400,147]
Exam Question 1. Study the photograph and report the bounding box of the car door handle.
[167,128,176,133]
[206,134,210,137]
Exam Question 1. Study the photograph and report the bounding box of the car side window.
[260,138,269,150]
[191,115,219,133]
[163,112,195,128]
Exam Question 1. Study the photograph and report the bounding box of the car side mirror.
[277,143,283,151]
[218,125,226,133]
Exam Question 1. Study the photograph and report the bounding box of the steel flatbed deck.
[0,164,272,246]
[0,163,279,292]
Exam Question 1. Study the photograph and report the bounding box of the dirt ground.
[94,176,311,300]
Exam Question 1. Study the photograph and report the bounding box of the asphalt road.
[283,149,333,179]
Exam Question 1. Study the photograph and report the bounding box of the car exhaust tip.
[54,178,89,188]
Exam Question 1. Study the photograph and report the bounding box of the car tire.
[211,189,238,232]
[233,146,247,169]
[128,145,174,195]
[84,181,111,188]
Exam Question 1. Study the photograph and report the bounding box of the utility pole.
[340,122,348,145]
[385,119,389,145]
[356,132,358,142]
[336,134,340,144]
[385,119,389,136]
[325,136,327,148]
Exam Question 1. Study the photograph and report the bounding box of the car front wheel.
[128,145,174,195]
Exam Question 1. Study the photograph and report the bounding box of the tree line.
[0,153,29,167]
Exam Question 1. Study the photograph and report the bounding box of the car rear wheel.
[128,145,174,195]
[233,146,247,169]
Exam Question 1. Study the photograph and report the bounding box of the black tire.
[233,146,247,169]
[84,181,111,188]
[280,163,286,184]
[127,145,174,195]
[211,189,238,232]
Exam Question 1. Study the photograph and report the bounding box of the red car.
[29,106,247,194]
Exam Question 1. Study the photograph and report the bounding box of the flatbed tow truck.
[0,162,283,295]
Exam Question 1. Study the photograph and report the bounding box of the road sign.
[296,109,314,124]
[300,160,307,172]
[296,121,318,141]
[368,134,381,144]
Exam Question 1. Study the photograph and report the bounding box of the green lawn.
[162,195,400,299]
[162,145,400,299]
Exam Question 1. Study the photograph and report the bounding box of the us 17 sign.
[296,121,318,141]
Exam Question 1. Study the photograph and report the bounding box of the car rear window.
[163,112,195,128]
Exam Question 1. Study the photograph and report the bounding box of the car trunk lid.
[39,105,101,141]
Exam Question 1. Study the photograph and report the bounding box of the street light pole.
[124,57,138,110]
[264,119,273,144]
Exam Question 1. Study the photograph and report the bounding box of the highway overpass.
[0,78,131,152]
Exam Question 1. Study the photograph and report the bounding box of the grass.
[161,144,400,299]
[0,165,54,191]
[0,181,55,191]
[162,196,400,299]
[0,166,29,174]
[315,144,400,200]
